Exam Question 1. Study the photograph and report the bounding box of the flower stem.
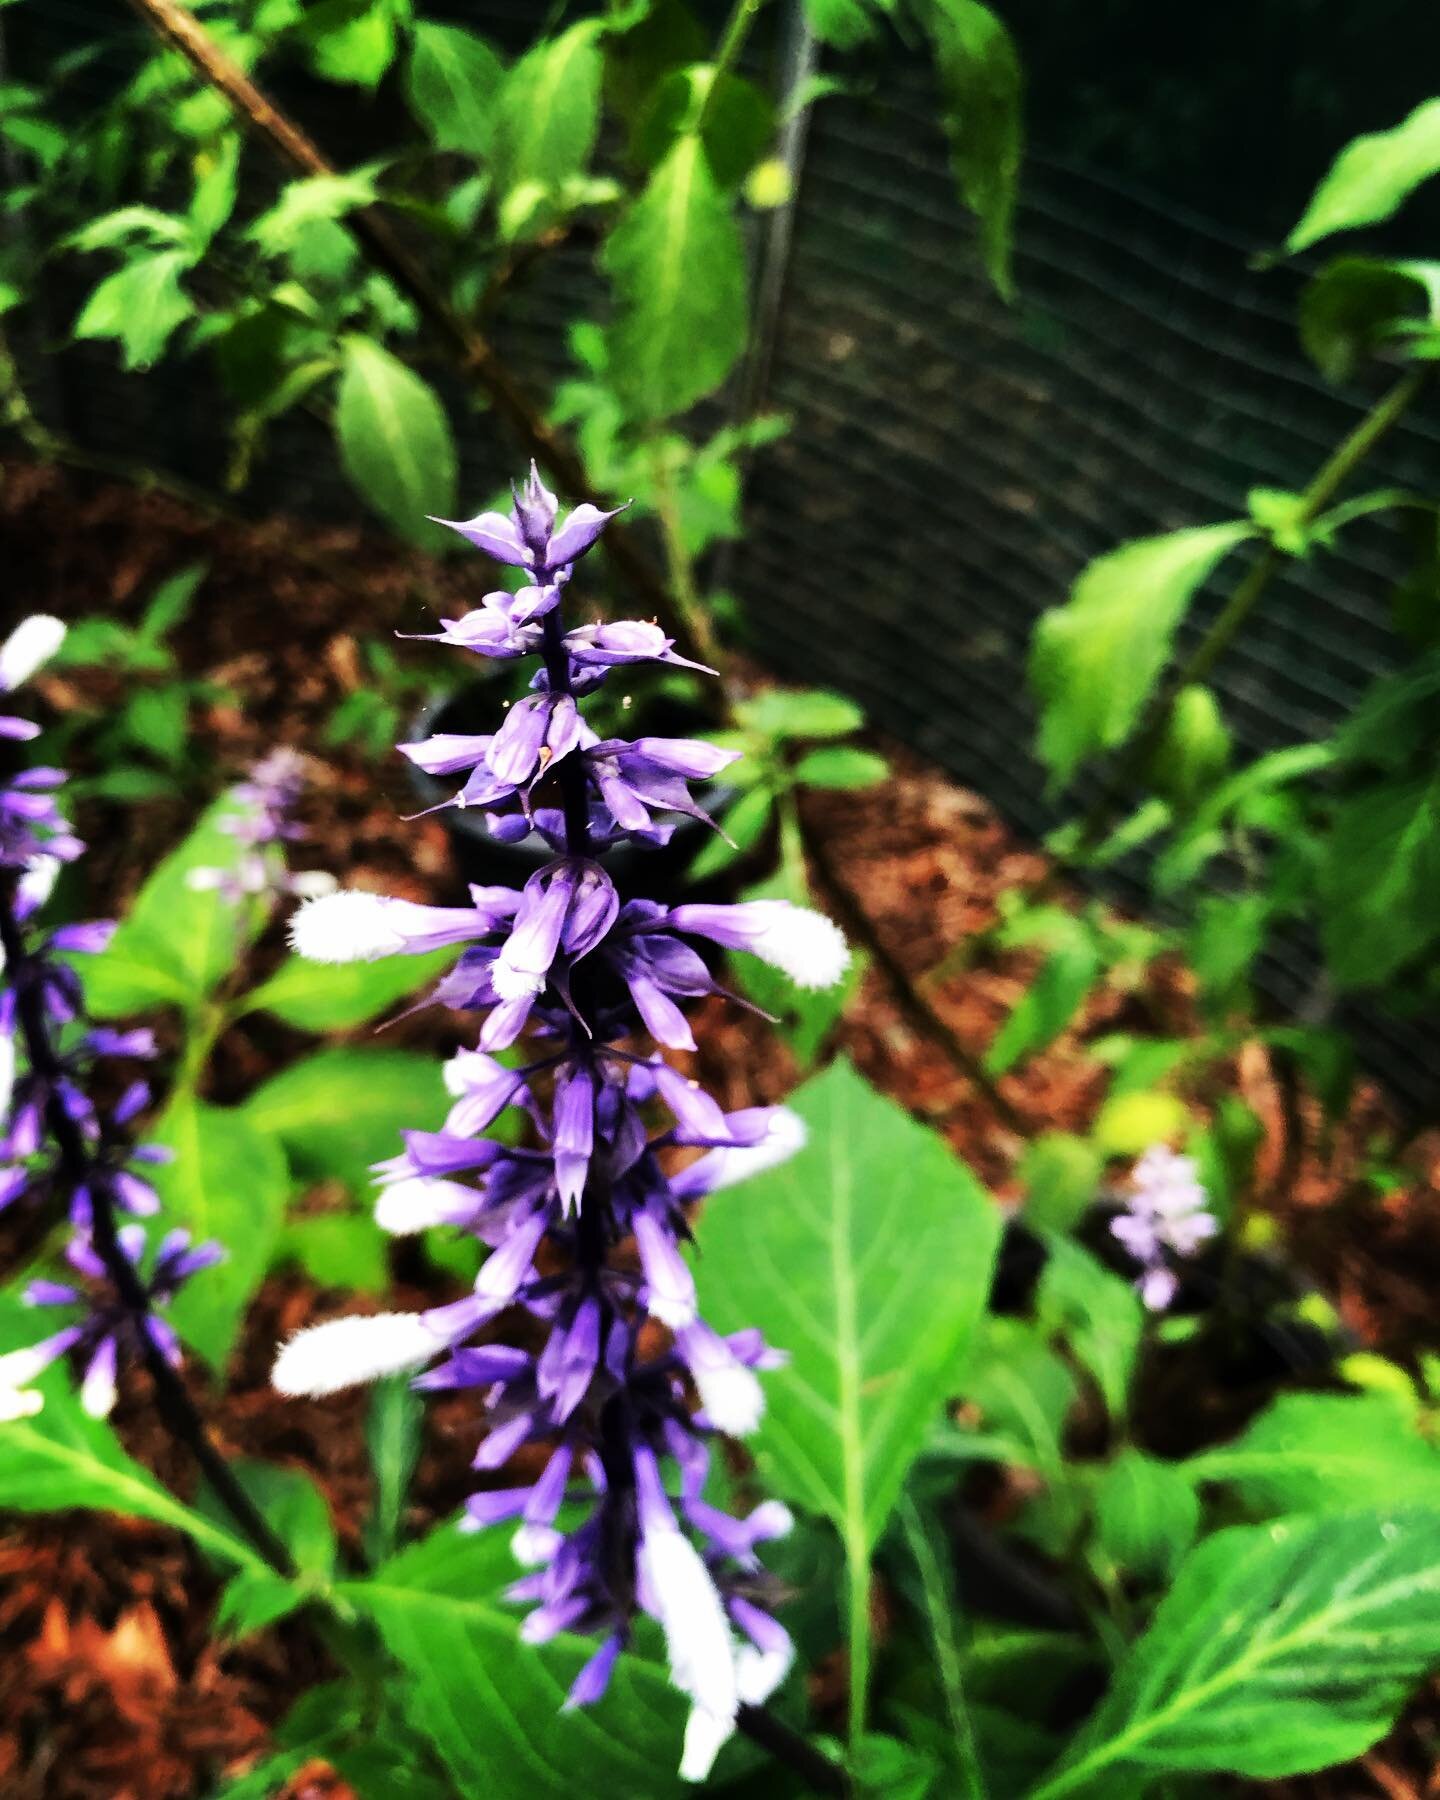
[698,0,769,130]
[0,875,296,1577]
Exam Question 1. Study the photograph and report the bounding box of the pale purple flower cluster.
[274,469,849,1777]
[1111,1145,1217,1310]
[188,747,336,905]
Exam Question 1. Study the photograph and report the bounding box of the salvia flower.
[1111,1144,1217,1310]
[0,1225,222,1418]
[274,468,852,1776]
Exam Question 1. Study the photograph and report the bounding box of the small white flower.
[288,890,407,962]
[0,615,66,691]
[744,902,850,990]
[272,1311,441,1396]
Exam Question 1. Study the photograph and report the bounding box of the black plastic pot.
[406,676,754,905]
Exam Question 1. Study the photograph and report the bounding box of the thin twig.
[123,0,697,658]
[802,819,1029,1132]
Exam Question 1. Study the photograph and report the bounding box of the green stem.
[845,1528,871,1748]
[647,436,727,681]
[897,1496,988,1800]
[1074,368,1426,856]
[697,0,768,130]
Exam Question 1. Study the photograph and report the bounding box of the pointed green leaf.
[495,23,602,216]
[406,21,503,158]
[1028,1511,1440,1795]
[73,250,195,370]
[335,333,457,541]
[151,1099,289,1369]
[603,133,747,422]
[694,1058,1002,1550]
[243,1046,450,1193]
[84,799,265,1015]
[0,1303,265,1573]
[338,1524,689,1796]
[1289,100,1440,253]
[244,944,460,1031]
[925,0,1023,299]
[1030,522,1251,787]
[1188,1392,1440,1516]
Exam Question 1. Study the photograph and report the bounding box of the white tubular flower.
[640,1527,739,1778]
[744,902,850,989]
[288,890,411,962]
[670,900,850,990]
[0,615,66,691]
[16,855,60,916]
[0,1385,43,1422]
[374,1175,478,1236]
[671,1108,807,1203]
[272,1312,442,1396]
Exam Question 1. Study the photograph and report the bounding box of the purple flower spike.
[271,472,849,1779]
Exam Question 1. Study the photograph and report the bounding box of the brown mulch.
[3,458,1438,1798]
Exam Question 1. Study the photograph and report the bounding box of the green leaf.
[1035,1237,1142,1420]
[1091,1090,1188,1158]
[73,250,195,371]
[736,687,865,741]
[244,1047,449,1192]
[1091,1449,1199,1581]
[299,0,397,89]
[1299,256,1440,382]
[630,65,775,190]
[338,1524,689,1796]
[793,746,889,789]
[925,0,1023,299]
[896,1495,987,1800]
[1019,1133,1103,1234]
[983,939,1103,1076]
[210,1461,338,1636]
[804,0,883,50]
[248,170,378,255]
[1145,683,1230,807]
[690,782,774,878]
[1030,523,1252,788]
[364,1373,423,1565]
[139,561,207,643]
[84,800,263,1015]
[694,1058,1001,1549]
[406,21,503,158]
[244,944,460,1031]
[1187,1393,1440,1516]
[603,133,747,422]
[123,685,190,766]
[280,1212,390,1292]
[1288,99,1440,253]
[495,23,602,221]
[0,1301,265,1574]
[1027,1511,1440,1795]
[1317,774,1440,987]
[151,1100,289,1369]
[962,1317,1077,1472]
[335,333,457,540]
